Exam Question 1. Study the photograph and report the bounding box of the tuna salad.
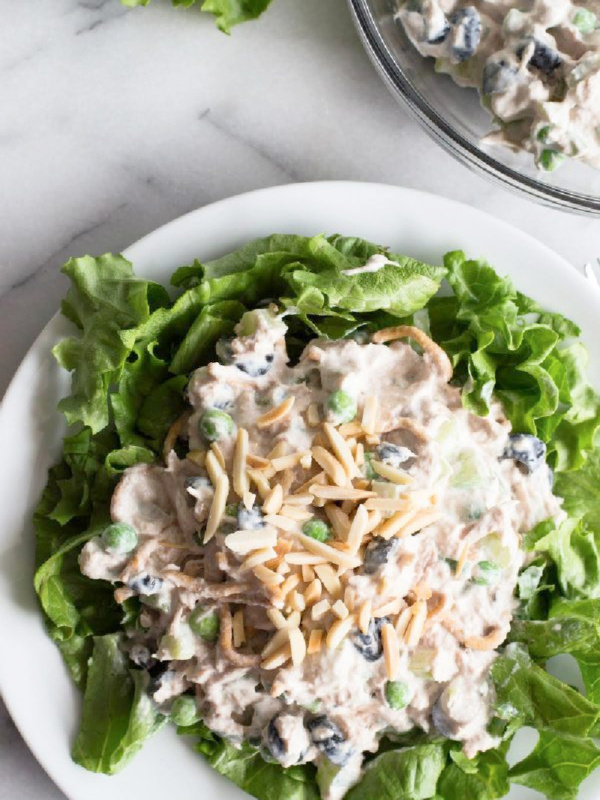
[396,0,600,171]
[35,235,600,800]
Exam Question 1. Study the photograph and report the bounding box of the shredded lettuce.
[120,0,276,34]
[33,234,600,800]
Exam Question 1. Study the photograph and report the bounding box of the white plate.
[1,181,600,800]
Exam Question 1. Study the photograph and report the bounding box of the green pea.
[302,519,332,543]
[225,503,239,517]
[326,390,357,424]
[102,522,138,555]
[539,149,565,172]
[472,560,502,586]
[536,125,551,143]
[189,607,220,641]
[170,695,199,727]
[199,409,235,442]
[384,680,413,710]
[573,8,597,34]
[363,452,377,480]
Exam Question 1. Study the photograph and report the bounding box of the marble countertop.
[1,0,599,797]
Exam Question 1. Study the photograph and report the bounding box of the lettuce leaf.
[120,0,275,33]
[345,743,446,800]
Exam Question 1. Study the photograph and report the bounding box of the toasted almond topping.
[395,607,413,639]
[464,626,506,651]
[341,499,356,516]
[247,468,271,500]
[299,534,362,570]
[240,547,278,571]
[264,513,298,532]
[365,434,380,446]
[262,626,291,656]
[210,441,227,470]
[361,396,379,435]
[279,469,295,496]
[303,578,323,606]
[344,587,356,613]
[376,507,419,540]
[307,629,324,655]
[323,422,358,478]
[226,528,278,555]
[283,493,313,506]
[313,563,342,597]
[285,552,327,566]
[358,599,372,634]
[288,627,307,665]
[276,561,291,575]
[280,504,313,522]
[258,396,295,429]
[266,608,288,630]
[311,446,348,487]
[365,509,383,534]
[324,504,351,539]
[261,644,291,670]
[204,473,229,543]
[247,453,271,469]
[276,538,293,557]
[338,421,364,437]
[262,483,284,515]
[302,564,315,583]
[300,453,313,470]
[268,441,288,460]
[354,442,365,467]
[456,539,471,577]
[326,614,356,650]
[205,449,224,485]
[331,599,349,620]
[371,460,414,485]
[382,622,400,680]
[371,325,453,382]
[286,610,301,629]
[405,600,427,647]
[412,581,432,601]
[163,412,190,460]
[309,485,376,501]
[243,491,256,511]
[311,598,331,621]
[346,504,369,554]
[364,497,412,512]
[271,451,310,472]
[397,509,443,538]
[307,403,321,428]
[279,573,301,598]
[232,609,246,648]
[254,564,286,586]
[186,449,206,467]
[288,590,306,613]
[378,575,390,594]
[233,429,250,498]
[295,471,327,495]
[373,598,404,618]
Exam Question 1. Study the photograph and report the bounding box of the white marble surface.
[0,0,599,797]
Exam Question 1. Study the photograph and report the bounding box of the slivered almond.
[295,471,327,494]
[268,441,288,460]
[280,504,313,521]
[283,493,313,506]
[341,499,356,515]
[464,626,506,651]
[338,421,364,437]
[313,564,342,597]
[267,608,288,629]
[311,599,331,621]
[279,469,295,496]
[226,529,277,555]
[262,484,284,515]
[345,504,369,553]
[204,473,229,542]
[271,451,310,472]
[373,598,403,618]
[309,485,376,501]
[254,564,286,586]
[289,627,307,665]
[323,422,358,478]
[233,429,250,498]
[326,614,356,650]
[288,590,306,613]
[232,609,246,647]
[285,552,327,566]
[286,610,301,629]
[371,460,414,485]
[361,396,379,435]
[264,514,298,532]
[300,452,313,470]
[262,628,290,658]
[247,453,271,469]
[247,468,271,500]
[279,573,301,598]
[355,442,365,466]
[307,629,324,655]
[276,561,291,575]
[243,491,256,510]
[344,587,355,612]
[205,450,224,485]
[378,575,390,594]
[299,534,362,570]
[405,600,427,646]
[358,599,372,634]
[307,403,321,428]
[365,509,383,534]
[186,449,206,467]
[312,446,348,487]
[210,442,226,470]
[397,509,443,538]
[364,497,412,512]
[261,644,291,670]
[324,504,351,539]
[376,507,419,540]
[240,547,278,571]
[258,396,295,429]
[395,606,413,639]
[365,434,380,446]
[331,599,349,619]
[303,578,322,606]
[456,540,471,577]
[302,564,315,583]
[382,622,400,680]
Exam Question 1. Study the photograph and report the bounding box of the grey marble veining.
[0,0,599,797]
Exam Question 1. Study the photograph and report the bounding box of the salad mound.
[34,233,600,800]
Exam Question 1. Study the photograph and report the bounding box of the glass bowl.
[348,0,600,215]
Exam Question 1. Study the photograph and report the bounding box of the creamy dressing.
[396,0,600,169]
[341,254,398,276]
[79,310,564,799]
